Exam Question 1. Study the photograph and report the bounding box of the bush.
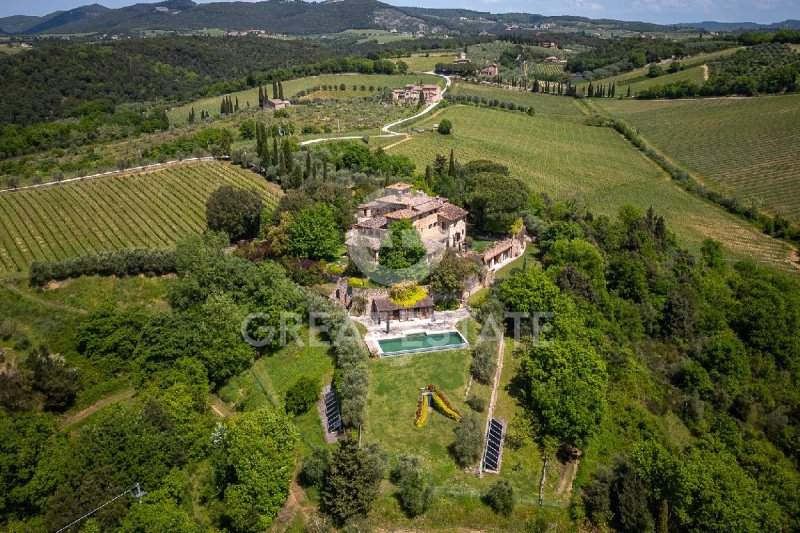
[450,412,484,467]
[467,395,486,413]
[437,119,453,135]
[301,447,331,488]
[485,480,515,516]
[389,282,427,307]
[285,376,320,415]
[398,470,433,517]
[470,340,498,384]
[390,454,421,484]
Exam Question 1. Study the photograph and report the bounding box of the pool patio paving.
[354,308,471,356]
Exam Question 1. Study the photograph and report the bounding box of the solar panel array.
[483,418,504,472]
[324,388,342,434]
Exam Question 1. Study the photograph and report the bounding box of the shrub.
[390,454,421,485]
[206,185,263,242]
[437,119,453,135]
[450,413,484,467]
[398,470,433,517]
[389,282,427,307]
[485,480,515,516]
[415,396,428,428]
[467,395,486,413]
[301,447,331,488]
[285,376,319,415]
[470,340,498,384]
[29,249,177,286]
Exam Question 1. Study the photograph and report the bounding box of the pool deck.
[355,308,471,356]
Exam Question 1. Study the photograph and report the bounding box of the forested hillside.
[0,37,334,126]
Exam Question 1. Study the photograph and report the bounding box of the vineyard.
[0,161,281,278]
[167,73,445,125]
[530,63,565,77]
[598,94,800,223]
[388,104,795,268]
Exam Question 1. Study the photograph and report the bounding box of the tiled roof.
[438,203,468,220]
[356,216,387,230]
[386,208,417,220]
[482,239,513,260]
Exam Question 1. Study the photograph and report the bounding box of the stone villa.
[347,182,467,261]
[391,84,442,105]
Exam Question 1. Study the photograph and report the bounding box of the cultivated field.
[0,161,281,278]
[168,73,445,125]
[388,104,795,268]
[530,62,566,77]
[402,52,459,72]
[574,47,741,93]
[598,94,800,222]
[448,81,583,119]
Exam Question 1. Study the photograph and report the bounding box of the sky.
[0,0,797,24]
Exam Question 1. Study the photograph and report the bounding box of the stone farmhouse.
[453,52,471,64]
[347,182,467,262]
[391,84,442,105]
[265,98,290,110]
[480,63,499,76]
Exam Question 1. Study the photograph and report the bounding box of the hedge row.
[29,248,176,287]
[303,288,369,428]
[610,119,800,244]
[444,93,534,115]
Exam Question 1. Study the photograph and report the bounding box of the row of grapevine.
[0,161,281,277]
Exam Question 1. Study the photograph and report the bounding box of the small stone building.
[371,296,435,323]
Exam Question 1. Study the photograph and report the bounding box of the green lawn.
[217,328,335,453]
[363,319,567,529]
[402,52,458,72]
[598,94,800,223]
[387,104,795,269]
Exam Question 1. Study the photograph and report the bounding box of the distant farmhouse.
[265,98,290,110]
[453,52,471,64]
[480,63,499,76]
[391,84,442,105]
[347,182,467,262]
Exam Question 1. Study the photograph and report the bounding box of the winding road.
[299,72,451,146]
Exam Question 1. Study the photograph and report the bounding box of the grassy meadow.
[402,52,458,72]
[168,73,445,126]
[0,161,281,278]
[449,81,583,119]
[387,104,795,269]
[598,94,800,223]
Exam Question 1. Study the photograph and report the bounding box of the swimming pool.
[377,330,468,356]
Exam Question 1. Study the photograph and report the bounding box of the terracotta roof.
[356,216,388,230]
[438,203,468,221]
[414,198,444,213]
[386,208,418,220]
[482,239,513,260]
[372,296,434,312]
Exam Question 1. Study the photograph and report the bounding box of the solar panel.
[483,418,505,472]
[324,388,342,434]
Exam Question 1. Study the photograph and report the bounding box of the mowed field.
[448,81,583,120]
[0,161,281,278]
[168,73,445,125]
[388,104,795,268]
[598,94,800,222]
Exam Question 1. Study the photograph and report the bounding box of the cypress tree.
[425,165,432,187]
[235,97,239,112]
[290,166,302,189]
[304,150,311,180]
[418,89,426,108]
[256,122,263,155]
[313,162,318,180]
[278,143,286,175]
[627,85,632,98]
[258,86,264,107]
[272,137,279,166]
[588,82,594,98]
[263,130,271,164]
[283,141,293,173]
[272,81,278,100]
[188,107,195,123]
[448,149,455,177]
[278,81,285,100]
